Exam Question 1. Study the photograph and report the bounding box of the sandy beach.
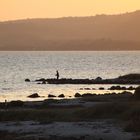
[0,121,134,140]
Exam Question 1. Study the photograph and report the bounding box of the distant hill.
[0,10,140,50]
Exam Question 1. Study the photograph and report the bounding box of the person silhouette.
[56,70,59,80]
[5,99,7,109]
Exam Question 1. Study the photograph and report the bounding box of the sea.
[0,51,140,102]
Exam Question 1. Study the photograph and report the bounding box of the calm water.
[0,51,140,102]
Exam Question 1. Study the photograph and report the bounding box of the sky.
[0,0,140,21]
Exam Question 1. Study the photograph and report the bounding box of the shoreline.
[0,75,140,139]
[0,87,140,139]
[32,74,140,85]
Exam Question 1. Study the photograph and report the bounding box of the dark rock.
[84,88,91,90]
[128,86,135,90]
[48,94,56,98]
[118,74,140,80]
[121,87,127,90]
[109,86,123,90]
[109,86,134,90]
[109,86,120,90]
[99,87,105,90]
[75,93,82,97]
[58,94,65,98]
[134,86,140,99]
[25,79,30,82]
[28,93,40,98]
[35,78,46,82]
[42,80,46,84]
[46,76,140,85]
[95,77,102,81]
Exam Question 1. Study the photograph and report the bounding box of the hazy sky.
[0,0,140,21]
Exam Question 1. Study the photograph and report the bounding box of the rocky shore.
[25,74,140,85]
[0,86,140,139]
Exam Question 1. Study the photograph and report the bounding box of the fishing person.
[56,70,60,80]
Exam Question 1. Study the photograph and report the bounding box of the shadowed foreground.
[0,87,140,139]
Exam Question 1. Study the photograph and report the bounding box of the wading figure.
[56,70,59,80]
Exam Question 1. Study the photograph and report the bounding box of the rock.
[128,86,135,90]
[28,93,40,98]
[118,74,140,80]
[48,94,56,98]
[99,87,105,90]
[121,87,127,90]
[25,79,30,82]
[42,80,46,84]
[134,86,140,99]
[95,77,102,81]
[109,86,120,90]
[58,94,65,98]
[109,86,125,90]
[75,93,82,97]
[84,88,91,90]
[109,86,133,90]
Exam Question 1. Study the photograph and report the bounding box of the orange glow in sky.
[0,0,140,21]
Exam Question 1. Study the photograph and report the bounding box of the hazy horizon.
[0,1,140,51]
[1,0,140,21]
[0,10,140,51]
[1,10,140,22]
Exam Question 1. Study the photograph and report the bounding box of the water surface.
[0,51,139,101]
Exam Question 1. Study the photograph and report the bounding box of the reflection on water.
[0,51,140,102]
[0,84,137,102]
